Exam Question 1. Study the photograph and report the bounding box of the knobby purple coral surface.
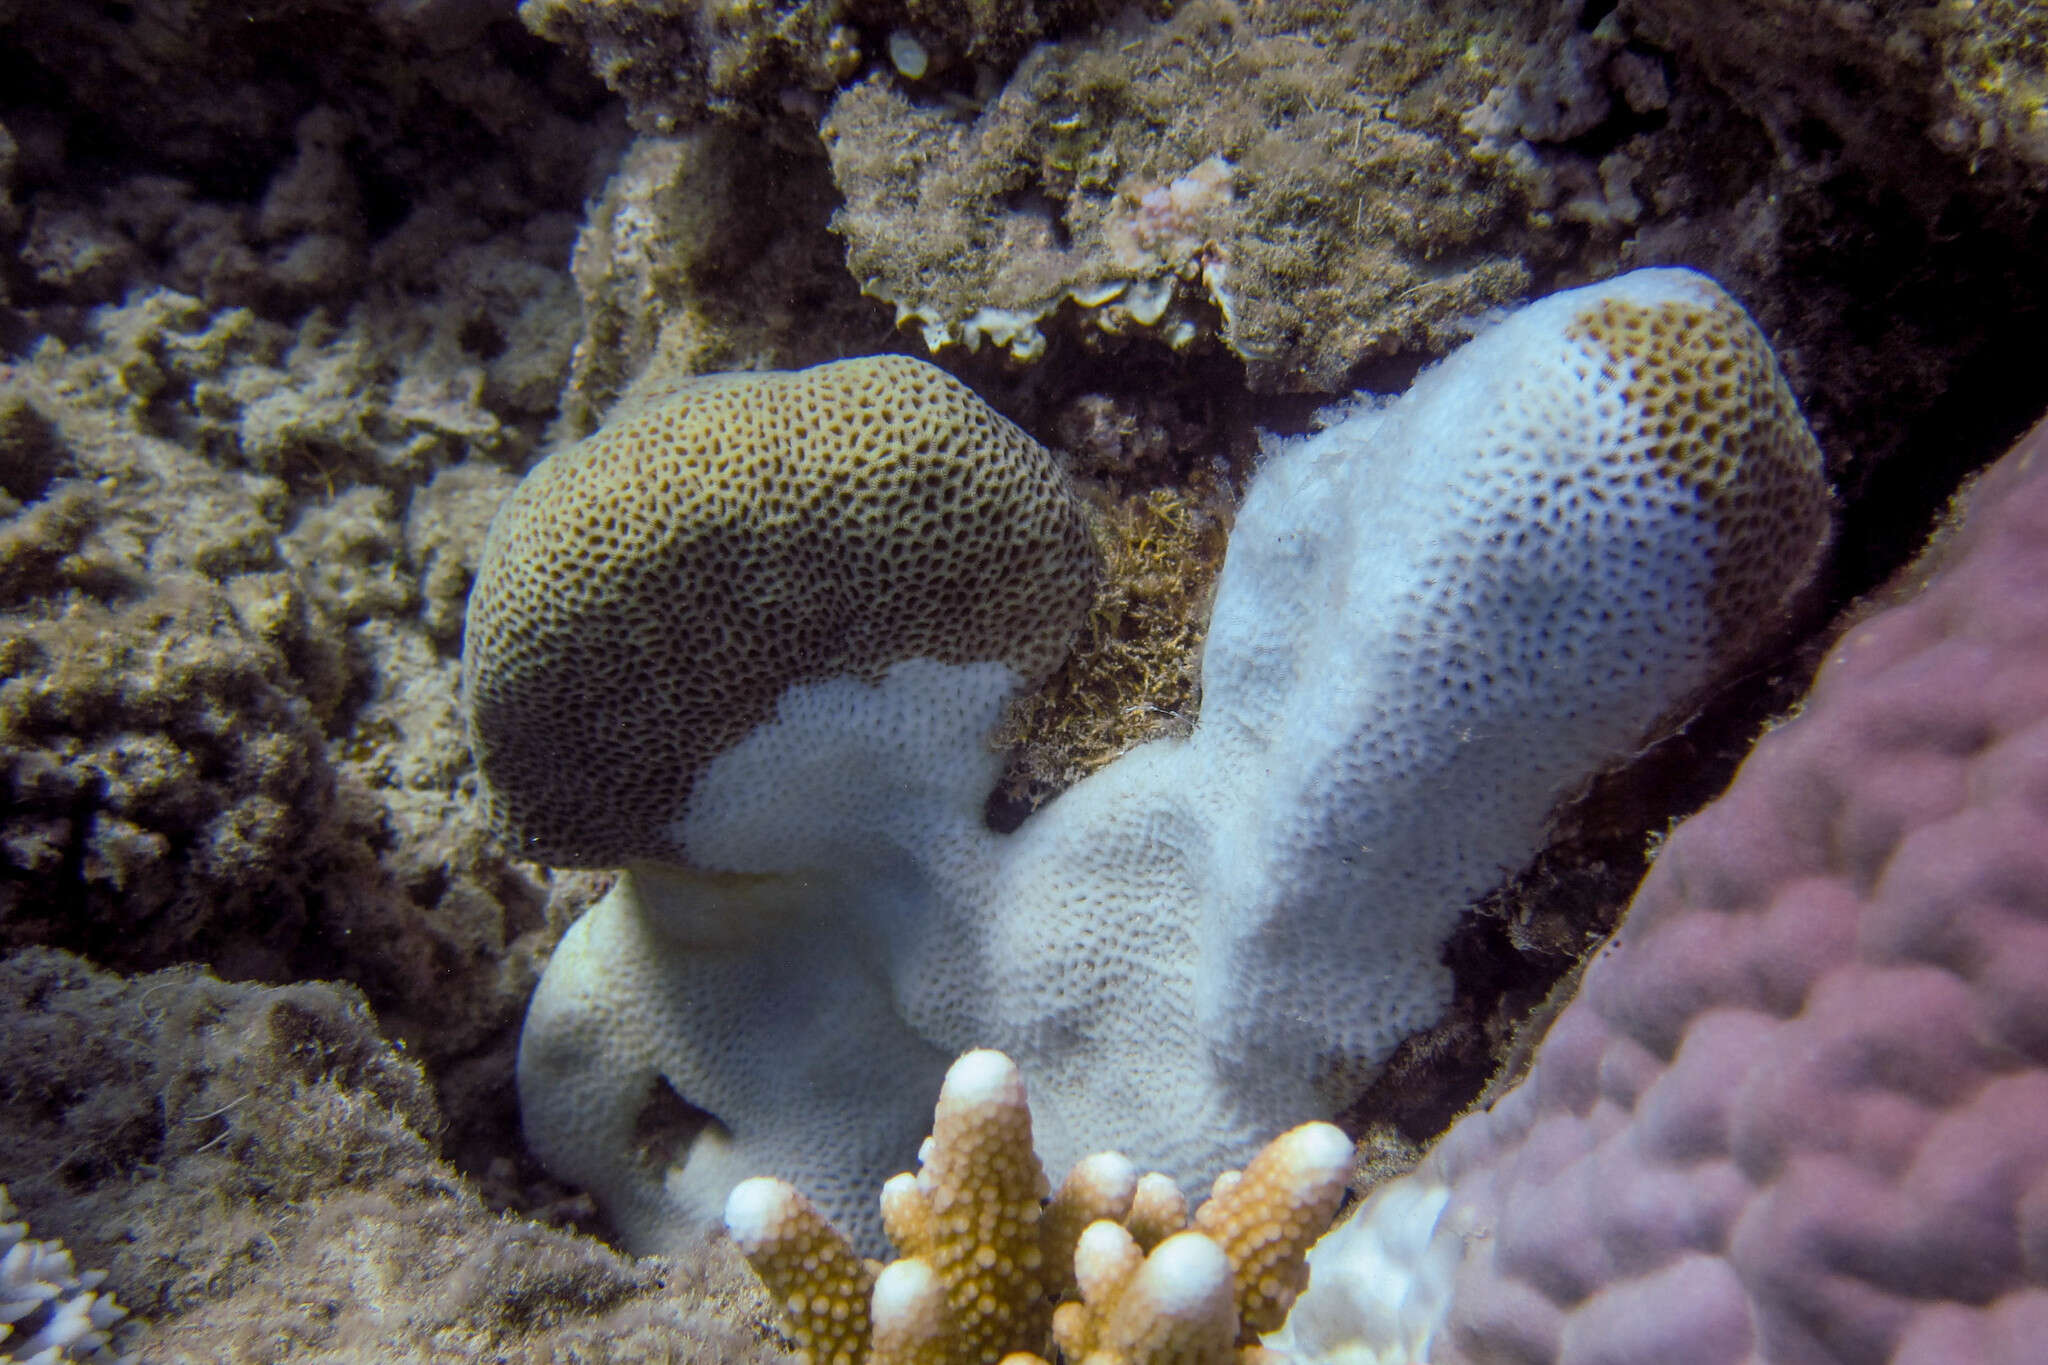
[1293,414,2048,1365]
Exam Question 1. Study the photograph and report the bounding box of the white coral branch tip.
[1074,1219,1145,1302]
[1276,1122,1355,1187]
[723,1175,800,1249]
[1068,1151,1138,1203]
[872,1257,950,1342]
[1135,1232,1233,1318]
[938,1048,1027,1110]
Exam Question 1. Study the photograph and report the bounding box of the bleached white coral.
[482,270,1833,1255]
[1258,1179,1456,1365]
[0,1187,134,1365]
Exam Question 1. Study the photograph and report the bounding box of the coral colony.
[467,273,2048,1365]
[463,269,1831,1256]
[0,1186,131,1364]
[723,1049,1351,1365]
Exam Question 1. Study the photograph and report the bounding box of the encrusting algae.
[995,483,1230,809]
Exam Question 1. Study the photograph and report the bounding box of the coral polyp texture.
[1268,415,2048,1365]
[723,1049,1352,1365]
[475,268,1832,1254]
[462,353,1099,865]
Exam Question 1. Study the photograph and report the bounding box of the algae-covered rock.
[0,285,558,1079]
[993,482,1230,807]
[553,125,888,436]
[1,1,610,439]
[824,0,1532,390]
[524,0,2048,473]
[405,462,521,648]
[0,575,356,977]
[1627,0,2048,209]
[0,0,609,1194]
[0,949,787,1365]
[520,0,1113,128]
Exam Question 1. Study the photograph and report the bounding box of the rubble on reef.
[518,0,1116,128]
[0,949,785,1364]
[0,0,622,1188]
[0,282,563,1081]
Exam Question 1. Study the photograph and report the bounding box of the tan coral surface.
[464,355,1098,865]
[1563,290,1833,653]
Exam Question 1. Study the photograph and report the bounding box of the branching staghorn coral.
[723,1050,1352,1365]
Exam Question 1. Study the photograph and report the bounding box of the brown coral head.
[460,356,1097,867]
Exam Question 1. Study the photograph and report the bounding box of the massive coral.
[463,353,1098,866]
[1271,413,2048,1364]
[471,269,1832,1254]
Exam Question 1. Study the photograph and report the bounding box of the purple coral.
[1279,415,2048,1364]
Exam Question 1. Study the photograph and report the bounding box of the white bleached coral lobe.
[477,269,1833,1255]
